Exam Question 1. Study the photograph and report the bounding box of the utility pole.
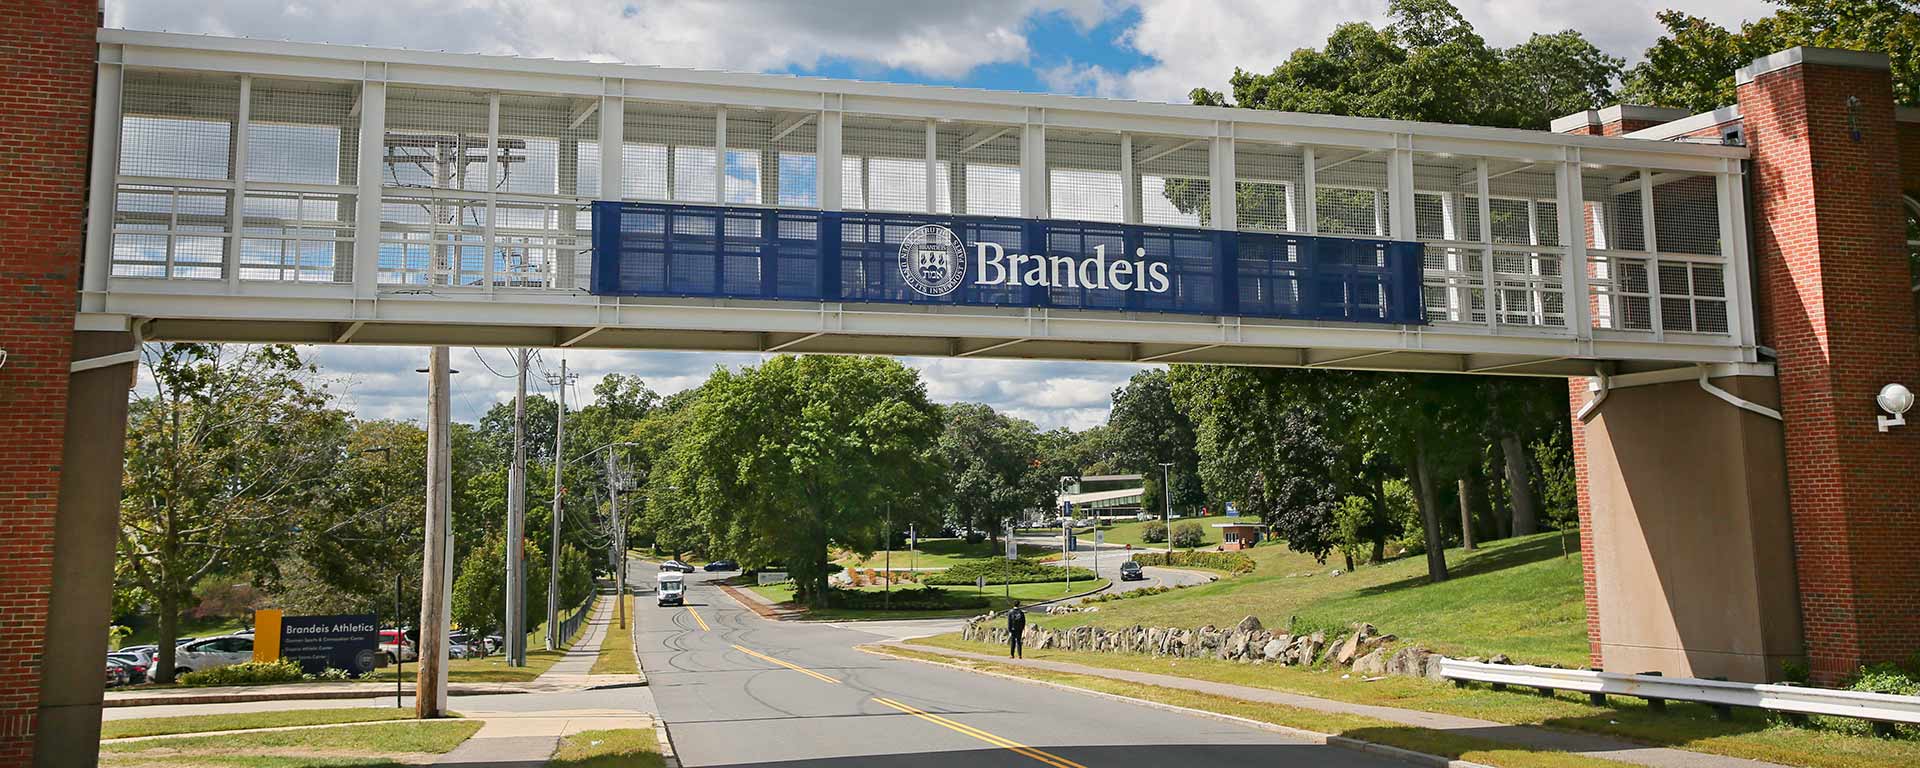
[505,349,528,666]
[417,346,453,718]
[1159,461,1174,554]
[608,443,626,630]
[545,358,575,650]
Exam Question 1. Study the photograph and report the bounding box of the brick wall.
[1739,60,1920,684]
[0,0,94,760]
[1566,378,1601,669]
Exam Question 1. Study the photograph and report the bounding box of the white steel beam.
[352,76,387,298]
[83,49,124,313]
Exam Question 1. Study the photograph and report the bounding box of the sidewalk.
[891,644,1792,768]
[535,592,646,689]
[431,710,658,768]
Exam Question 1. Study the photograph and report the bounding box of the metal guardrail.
[1438,658,1920,725]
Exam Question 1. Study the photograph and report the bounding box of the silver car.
[173,635,255,676]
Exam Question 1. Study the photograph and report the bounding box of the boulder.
[1236,615,1264,633]
[1353,647,1389,676]
[1333,633,1363,666]
[1227,631,1250,660]
[1387,647,1430,677]
[1261,637,1289,661]
[1426,655,1450,682]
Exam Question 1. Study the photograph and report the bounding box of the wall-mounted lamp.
[1879,382,1914,432]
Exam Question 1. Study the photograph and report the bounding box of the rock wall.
[962,614,1453,681]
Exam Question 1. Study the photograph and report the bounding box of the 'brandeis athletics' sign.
[278,614,380,676]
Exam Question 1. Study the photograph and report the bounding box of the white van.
[657,572,685,607]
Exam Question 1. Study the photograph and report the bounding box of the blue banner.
[592,201,1424,325]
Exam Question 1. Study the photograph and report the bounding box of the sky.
[108,0,1772,429]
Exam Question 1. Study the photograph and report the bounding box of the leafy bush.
[179,659,305,687]
[824,586,988,611]
[1132,550,1255,575]
[1848,663,1920,696]
[923,558,1095,586]
[1080,583,1190,604]
[1141,521,1168,543]
[1171,521,1205,548]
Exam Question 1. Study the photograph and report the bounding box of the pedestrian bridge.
[81,29,1759,377]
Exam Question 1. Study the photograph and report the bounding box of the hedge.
[923,558,1095,586]
[179,659,305,686]
[824,586,989,611]
[1132,550,1256,575]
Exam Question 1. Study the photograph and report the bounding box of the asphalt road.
[633,559,1407,768]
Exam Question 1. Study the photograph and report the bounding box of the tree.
[1623,1,1920,112]
[1171,521,1205,549]
[451,536,507,650]
[938,403,1051,542]
[120,343,348,682]
[650,356,945,606]
[1106,369,1206,514]
[1188,0,1619,130]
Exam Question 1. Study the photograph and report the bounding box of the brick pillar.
[1566,378,1601,669]
[1738,47,1920,684]
[0,1,100,762]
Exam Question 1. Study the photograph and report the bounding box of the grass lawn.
[902,638,1920,768]
[838,538,1050,570]
[1076,518,1225,549]
[1041,532,1588,666]
[100,719,483,768]
[749,579,1110,621]
[101,708,419,740]
[590,595,638,675]
[874,645,1626,768]
[548,728,664,768]
[368,595,599,684]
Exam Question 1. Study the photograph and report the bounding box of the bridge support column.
[35,332,135,768]
[1571,371,1804,683]
[1737,48,1920,685]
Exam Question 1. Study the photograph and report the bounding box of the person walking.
[1006,601,1026,659]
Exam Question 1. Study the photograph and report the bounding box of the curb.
[104,685,528,708]
[859,644,1494,768]
[651,712,680,768]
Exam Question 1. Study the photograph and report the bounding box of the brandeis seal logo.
[899,224,967,297]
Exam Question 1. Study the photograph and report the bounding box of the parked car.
[379,629,418,664]
[448,632,490,658]
[1119,560,1145,581]
[660,560,695,573]
[109,650,152,684]
[484,635,504,654]
[104,660,129,688]
[703,560,738,572]
[173,635,255,676]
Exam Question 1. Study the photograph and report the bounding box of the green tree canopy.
[937,402,1052,540]
[647,356,945,605]
[1623,0,1920,112]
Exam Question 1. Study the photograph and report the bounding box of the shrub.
[304,667,355,682]
[824,586,988,611]
[1170,521,1205,548]
[1141,521,1168,543]
[924,558,1095,586]
[179,659,305,687]
[1848,663,1920,696]
[1132,550,1255,575]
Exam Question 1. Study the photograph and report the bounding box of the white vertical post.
[1300,146,1317,235]
[483,94,500,289]
[817,102,843,211]
[1640,171,1663,338]
[1210,127,1234,231]
[226,76,250,289]
[713,107,728,204]
[599,92,623,200]
[1388,142,1413,240]
[1119,133,1139,224]
[505,348,526,666]
[925,119,938,214]
[1562,152,1591,336]
[1476,159,1495,329]
[1021,111,1046,219]
[353,77,388,297]
[84,48,124,312]
[1717,164,1753,346]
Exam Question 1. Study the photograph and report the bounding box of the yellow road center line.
[687,606,711,631]
[731,644,842,685]
[872,697,1088,768]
